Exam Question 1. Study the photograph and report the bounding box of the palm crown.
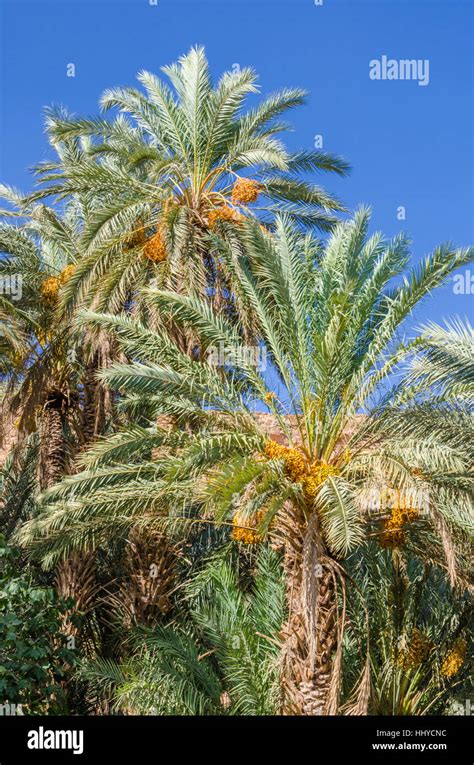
[0,185,116,482]
[0,187,81,435]
[29,47,349,315]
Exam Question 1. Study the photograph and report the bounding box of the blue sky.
[0,0,472,329]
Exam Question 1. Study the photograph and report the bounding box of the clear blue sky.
[0,0,472,329]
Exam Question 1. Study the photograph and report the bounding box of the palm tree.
[78,546,284,715]
[28,47,349,319]
[0,184,193,655]
[0,192,80,476]
[345,543,472,715]
[0,187,114,648]
[19,210,473,714]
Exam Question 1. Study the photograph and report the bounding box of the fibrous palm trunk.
[106,529,179,627]
[39,404,66,490]
[55,551,98,641]
[38,391,99,646]
[278,504,343,715]
[57,342,115,642]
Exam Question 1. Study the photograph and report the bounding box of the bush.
[0,535,77,714]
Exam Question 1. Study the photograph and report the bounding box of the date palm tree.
[20,210,474,714]
[345,543,472,715]
[0,188,81,471]
[28,47,349,319]
[78,546,284,715]
[0,187,112,643]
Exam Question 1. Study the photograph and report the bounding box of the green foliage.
[0,48,472,718]
[80,546,285,715]
[0,535,77,713]
[344,544,473,715]
[0,434,39,540]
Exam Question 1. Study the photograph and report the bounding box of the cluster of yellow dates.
[231,178,261,205]
[207,178,260,230]
[40,264,76,306]
[396,629,466,679]
[231,509,267,545]
[380,492,418,549]
[441,638,467,678]
[263,439,339,503]
[143,227,167,263]
[397,628,433,669]
[231,439,340,545]
[207,206,245,229]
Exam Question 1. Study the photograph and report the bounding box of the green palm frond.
[79,547,284,715]
[24,210,473,567]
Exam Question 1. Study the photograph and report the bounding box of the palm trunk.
[55,551,98,643]
[38,388,99,648]
[278,504,341,715]
[60,352,111,641]
[108,529,179,627]
[39,399,67,490]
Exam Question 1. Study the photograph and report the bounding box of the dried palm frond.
[106,529,180,627]
[55,552,100,640]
